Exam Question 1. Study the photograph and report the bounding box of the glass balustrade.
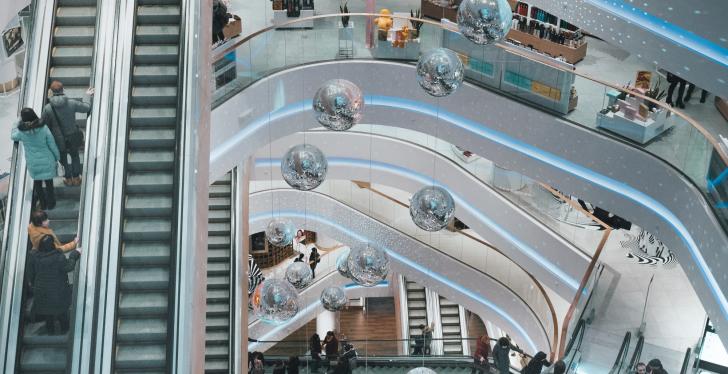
[211,13,728,235]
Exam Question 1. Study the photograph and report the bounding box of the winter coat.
[28,224,77,252]
[493,344,512,373]
[324,337,339,356]
[522,352,551,374]
[212,0,229,33]
[41,93,91,152]
[474,337,492,361]
[11,120,60,181]
[26,247,80,315]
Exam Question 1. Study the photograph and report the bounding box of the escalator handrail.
[610,331,632,374]
[680,347,692,374]
[563,319,586,358]
[627,335,645,372]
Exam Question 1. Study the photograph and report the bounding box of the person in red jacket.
[471,334,491,374]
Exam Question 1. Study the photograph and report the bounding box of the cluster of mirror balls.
[258,0,511,324]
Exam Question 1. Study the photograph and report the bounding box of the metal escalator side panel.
[169,0,212,371]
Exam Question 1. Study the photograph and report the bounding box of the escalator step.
[49,66,93,85]
[123,218,172,240]
[117,318,167,342]
[130,107,177,127]
[55,6,96,26]
[125,194,173,216]
[20,346,67,371]
[134,45,179,64]
[115,343,166,369]
[53,26,95,45]
[127,150,175,171]
[131,85,177,105]
[126,171,174,194]
[119,292,168,316]
[135,25,180,44]
[208,236,231,250]
[137,5,181,25]
[208,209,231,222]
[120,267,170,290]
[52,45,93,65]
[121,242,171,265]
[133,65,179,85]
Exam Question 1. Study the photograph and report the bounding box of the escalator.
[205,175,233,373]
[439,296,464,356]
[404,279,428,342]
[112,0,182,370]
[16,0,99,372]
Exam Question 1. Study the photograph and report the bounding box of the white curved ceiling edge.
[210,61,728,343]
[249,130,589,300]
[248,189,550,354]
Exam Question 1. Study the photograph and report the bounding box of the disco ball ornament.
[347,244,389,287]
[336,248,351,278]
[266,218,295,247]
[251,279,300,324]
[281,144,328,191]
[457,0,511,45]
[285,261,313,289]
[416,48,464,97]
[312,79,364,131]
[409,186,456,231]
[407,368,437,374]
[320,286,348,311]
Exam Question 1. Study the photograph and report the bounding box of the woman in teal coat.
[11,108,60,210]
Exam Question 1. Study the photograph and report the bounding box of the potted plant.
[410,9,423,39]
[643,78,666,111]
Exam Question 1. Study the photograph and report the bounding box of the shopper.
[26,235,81,334]
[41,81,93,187]
[287,356,300,374]
[492,337,522,374]
[294,253,305,262]
[635,362,647,374]
[323,331,339,369]
[309,247,321,279]
[471,334,491,374]
[423,322,434,355]
[249,352,265,374]
[552,360,566,374]
[212,0,229,43]
[412,325,425,355]
[11,108,60,210]
[665,72,686,109]
[28,210,78,252]
[341,343,357,374]
[646,358,668,374]
[310,333,322,372]
[521,351,551,374]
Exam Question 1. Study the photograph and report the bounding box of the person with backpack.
[41,81,93,187]
[11,108,60,210]
[26,235,81,334]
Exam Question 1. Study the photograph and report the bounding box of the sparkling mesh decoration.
[347,244,389,287]
[320,286,348,311]
[312,79,364,131]
[416,48,464,97]
[336,248,351,278]
[285,261,313,289]
[457,0,511,45]
[251,279,300,324]
[266,218,295,247]
[427,0,454,7]
[407,368,438,374]
[281,144,328,191]
[409,186,456,231]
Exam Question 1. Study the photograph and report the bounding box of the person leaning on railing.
[493,337,523,374]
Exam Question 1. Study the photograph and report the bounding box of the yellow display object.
[393,26,409,48]
[375,9,393,31]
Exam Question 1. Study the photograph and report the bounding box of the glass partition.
[211,13,728,234]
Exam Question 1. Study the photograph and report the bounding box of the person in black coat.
[309,247,321,278]
[212,0,229,43]
[310,333,322,372]
[522,351,551,374]
[26,234,81,334]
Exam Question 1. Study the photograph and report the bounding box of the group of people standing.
[472,334,565,374]
[12,81,94,210]
[293,246,320,278]
[665,72,708,109]
[308,331,356,374]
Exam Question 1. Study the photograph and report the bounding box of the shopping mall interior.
[1,0,728,373]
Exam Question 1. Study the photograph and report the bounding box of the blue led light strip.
[254,157,581,291]
[585,0,728,67]
[249,210,541,353]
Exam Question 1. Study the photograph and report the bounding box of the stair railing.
[609,331,632,374]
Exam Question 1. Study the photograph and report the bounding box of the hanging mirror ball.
[409,186,456,231]
[320,286,348,312]
[416,48,464,97]
[347,244,389,287]
[285,261,313,289]
[281,144,328,191]
[407,368,437,374]
[266,218,295,247]
[456,0,512,45]
[336,247,351,278]
[312,79,364,131]
[251,279,300,324]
